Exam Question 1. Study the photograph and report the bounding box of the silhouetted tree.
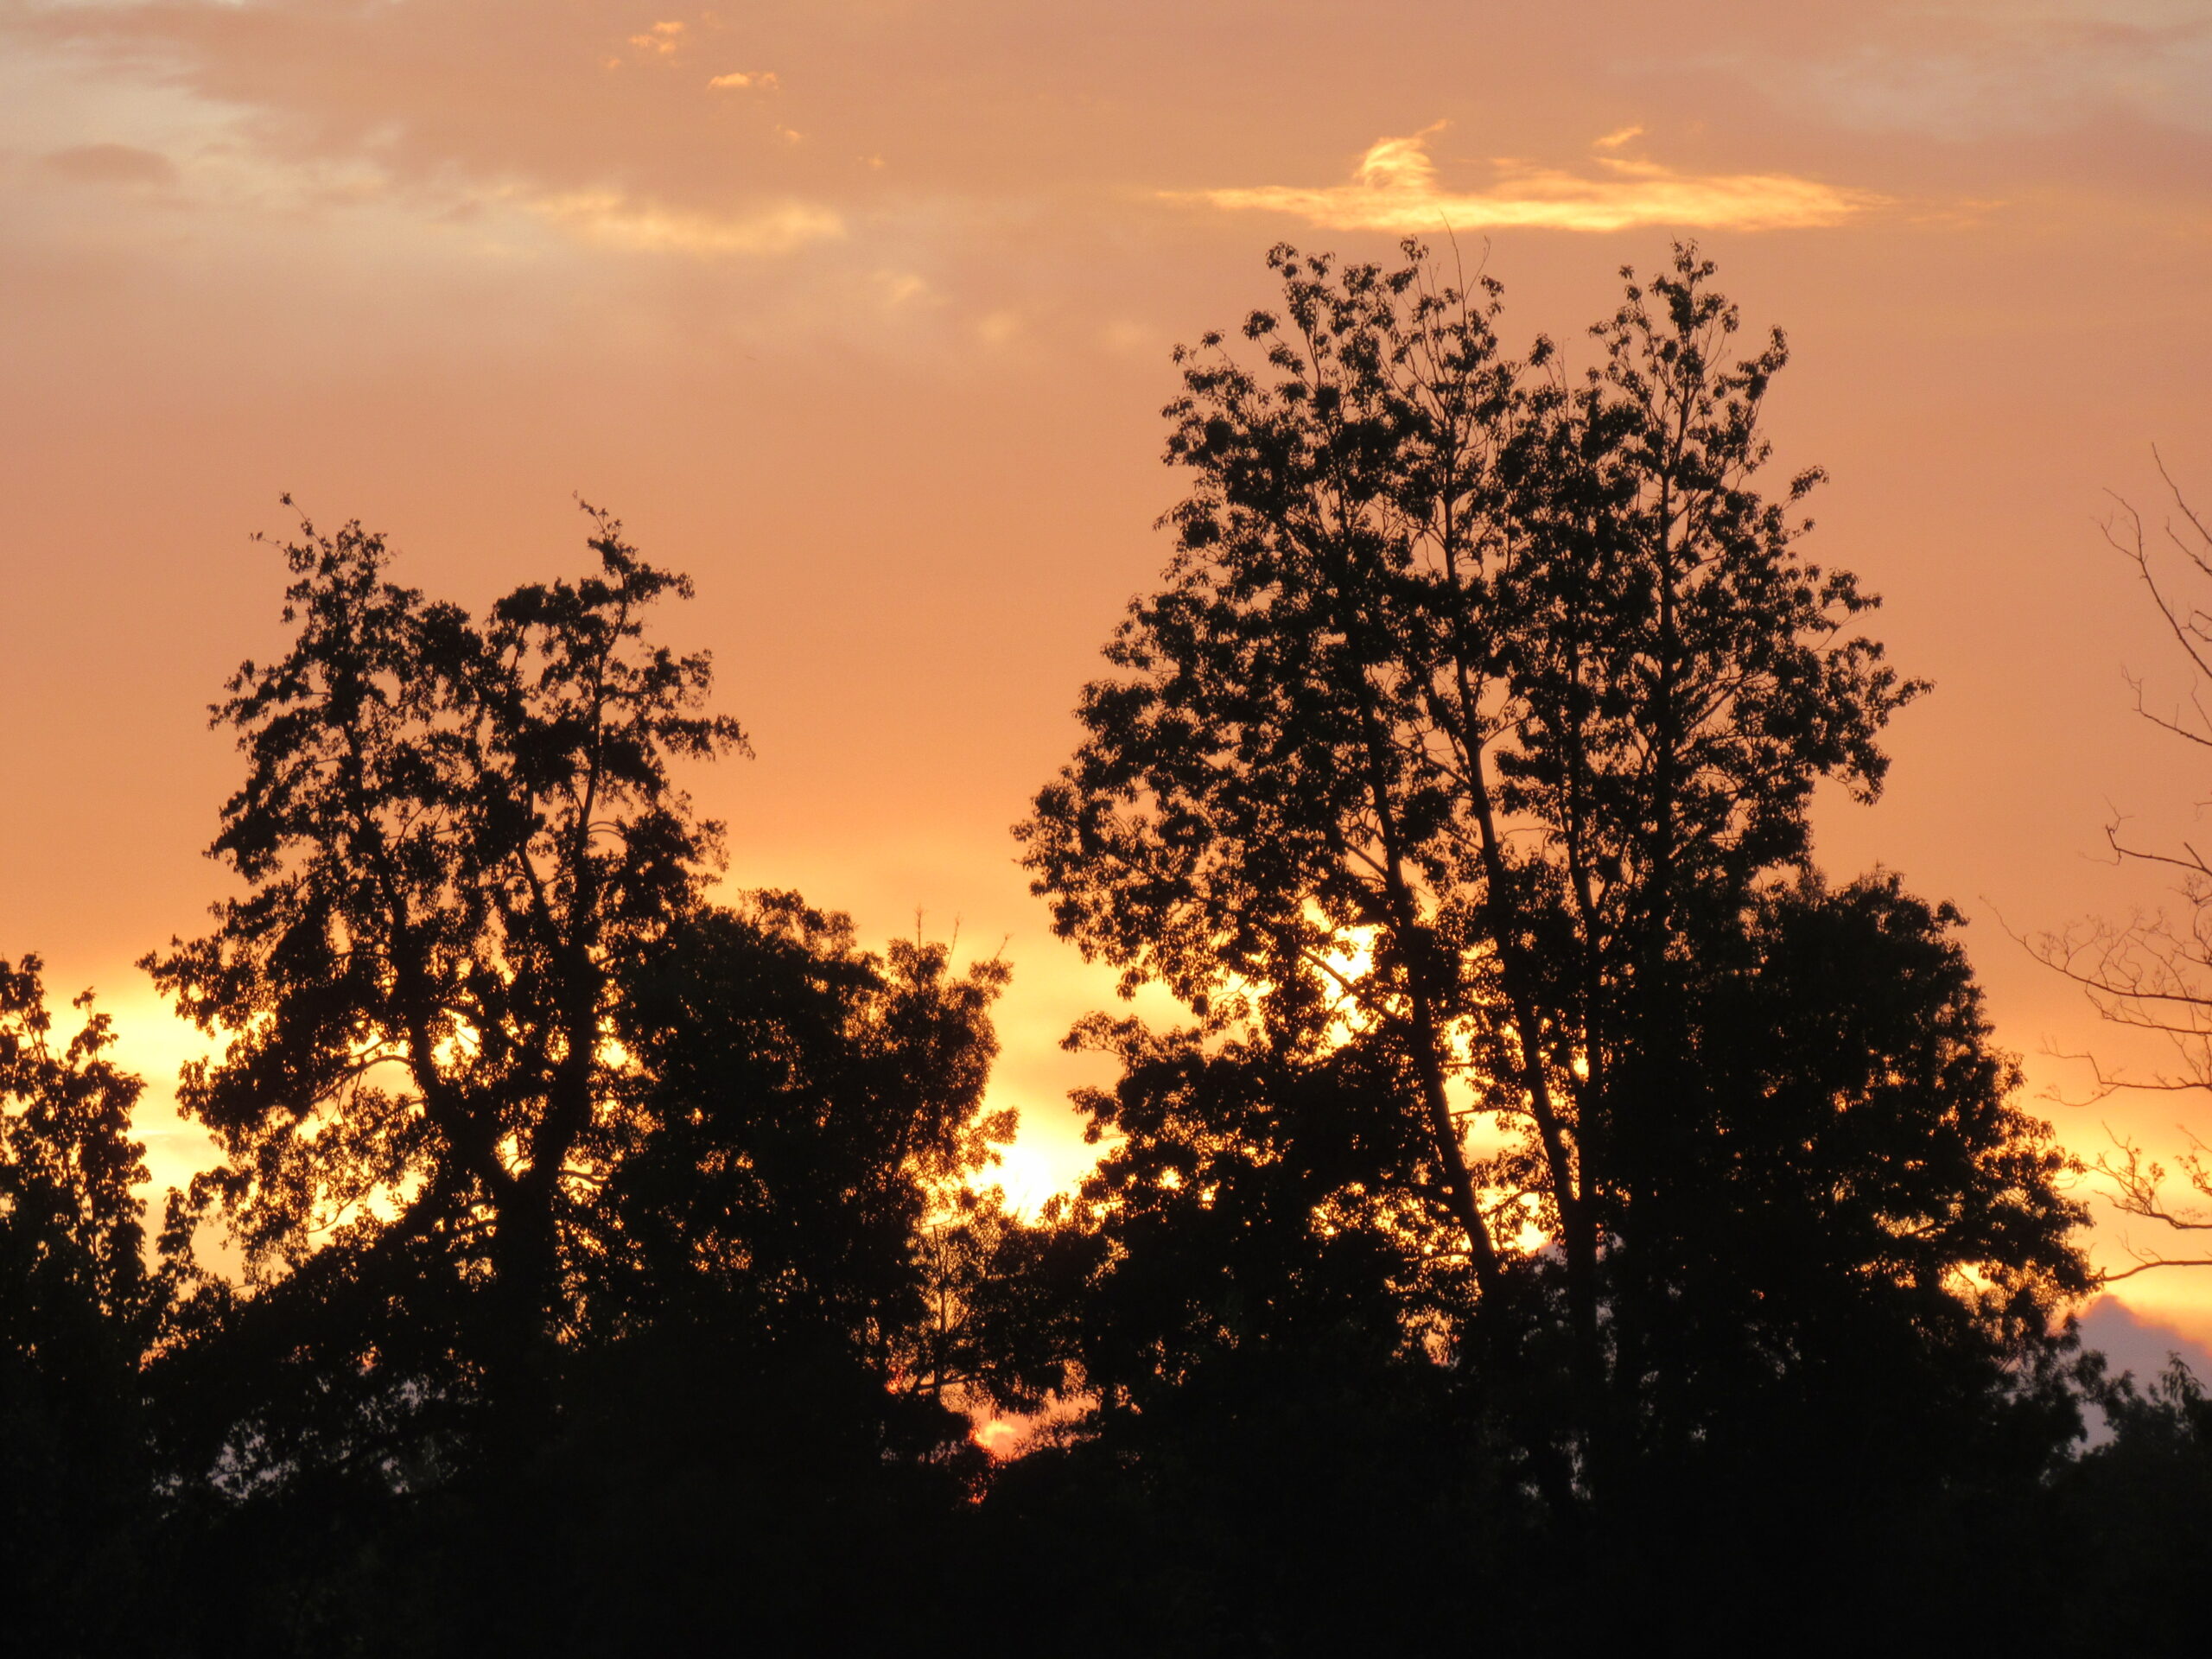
[9,252,2175,1650]
[142,504,745,1482]
[1600,873,2088,1586]
[134,507,1030,1650]
[995,872,2086,1649]
[606,892,1012,1376]
[2045,1355,2212,1654]
[1020,242,2088,1523]
[2037,460,2212,1279]
[0,957,169,1647]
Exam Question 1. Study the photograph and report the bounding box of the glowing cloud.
[531,191,843,255]
[1185,124,1885,233]
[630,21,685,55]
[709,69,779,90]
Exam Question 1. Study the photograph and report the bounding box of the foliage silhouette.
[143,505,746,1457]
[1019,240,2090,1522]
[123,507,1020,1652]
[606,892,1011,1371]
[6,253,2209,1654]
[984,876,2090,1650]
[2045,1355,2212,1652]
[0,957,171,1648]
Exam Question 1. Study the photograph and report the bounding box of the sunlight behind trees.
[3,213,2210,1647]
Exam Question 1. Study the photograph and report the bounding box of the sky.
[4,0,2212,1368]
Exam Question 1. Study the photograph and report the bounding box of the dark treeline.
[4,245,2208,1654]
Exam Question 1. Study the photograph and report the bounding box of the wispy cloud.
[530,190,842,255]
[709,69,779,91]
[1738,1,2212,139]
[41,143,179,188]
[1182,124,1885,233]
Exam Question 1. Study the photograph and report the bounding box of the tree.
[605,889,1014,1391]
[2044,1355,2212,1653]
[2037,459,2212,1278]
[1006,873,2087,1649]
[385,891,1016,1656]
[143,503,746,1475]
[1020,241,2087,1502]
[0,956,169,1643]
[134,504,1031,1647]
[1616,874,2086,1492]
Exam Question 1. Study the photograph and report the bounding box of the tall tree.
[137,506,1039,1648]
[1021,242,2085,1493]
[143,504,747,1472]
[142,501,1027,1599]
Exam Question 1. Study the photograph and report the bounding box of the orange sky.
[5,0,2212,1363]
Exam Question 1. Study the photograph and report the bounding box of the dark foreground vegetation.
[4,245,2208,1654]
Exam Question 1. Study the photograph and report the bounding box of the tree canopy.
[0,958,172,1648]
[1020,242,2088,1510]
[1,245,2201,1656]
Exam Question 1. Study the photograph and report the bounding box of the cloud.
[1182,124,1885,234]
[41,143,179,187]
[629,21,686,56]
[709,70,779,91]
[529,190,843,255]
[2078,1294,2212,1385]
[1713,1,2212,140]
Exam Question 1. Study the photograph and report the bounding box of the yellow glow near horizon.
[9,0,2212,1384]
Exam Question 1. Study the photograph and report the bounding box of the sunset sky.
[5,0,2212,1364]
